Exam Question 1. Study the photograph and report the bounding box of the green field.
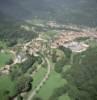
[36,70,67,100]
[40,30,58,40]
[32,67,47,89]
[24,66,47,100]
[0,41,7,49]
[59,94,71,100]
[0,52,12,67]
[85,39,97,47]
[0,75,16,100]
[31,19,45,25]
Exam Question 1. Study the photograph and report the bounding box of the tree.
[54,56,67,73]
[10,64,22,80]
[49,86,68,100]
[17,95,23,100]
[59,46,72,59]
[33,96,42,100]
[21,55,36,73]
[52,49,57,62]
[63,47,97,100]
[6,58,13,65]
[16,75,33,93]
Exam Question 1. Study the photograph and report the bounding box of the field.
[59,94,71,100]
[32,67,47,89]
[40,30,58,40]
[0,41,7,49]
[0,75,16,100]
[33,55,71,100]
[0,52,12,67]
[33,49,70,100]
[85,39,97,47]
[36,70,67,100]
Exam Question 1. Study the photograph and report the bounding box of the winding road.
[30,58,44,77]
[27,57,51,100]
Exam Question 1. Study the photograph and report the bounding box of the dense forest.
[0,14,38,47]
[62,47,97,100]
[0,0,97,27]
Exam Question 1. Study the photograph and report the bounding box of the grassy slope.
[36,49,66,100]
[37,70,67,100]
[32,67,47,89]
[59,93,71,100]
[0,52,12,67]
[0,75,16,100]
[0,41,7,49]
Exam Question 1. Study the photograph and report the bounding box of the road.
[27,57,51,100]
[30,58,44,77]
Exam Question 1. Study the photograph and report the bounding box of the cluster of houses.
[51,31,91,53]
[23,37,47,55]
[13,37,47,64]
[1,27,97,74]
[63,41,89,53]
[1,36,47,74]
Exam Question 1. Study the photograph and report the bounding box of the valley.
[0,0,97,100]
[0,19,97,100]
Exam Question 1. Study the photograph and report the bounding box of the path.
[30,58,45,77]
[27,57,51,100]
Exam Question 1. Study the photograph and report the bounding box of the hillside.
[0,0,97,26]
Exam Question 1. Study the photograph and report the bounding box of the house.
[63,41,89,53]
[15,52,27,63]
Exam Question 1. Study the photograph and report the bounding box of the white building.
[15,52,27,63]
[63,41,89,53]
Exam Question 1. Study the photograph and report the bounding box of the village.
[51,28,97,52]
[1,22,97,75]
[0,20,97,100]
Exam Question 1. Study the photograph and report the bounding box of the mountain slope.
[0,0,97,26]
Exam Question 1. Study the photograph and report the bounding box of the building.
[15,52,27,63]
[63,41,89,53]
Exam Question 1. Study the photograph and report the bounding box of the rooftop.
[63,42,89,53]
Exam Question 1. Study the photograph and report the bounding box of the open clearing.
[0,75,16,100]
[32,67,47,89]
[59,93,71,100]
[36,70,67,100]
[0,52,12,67]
